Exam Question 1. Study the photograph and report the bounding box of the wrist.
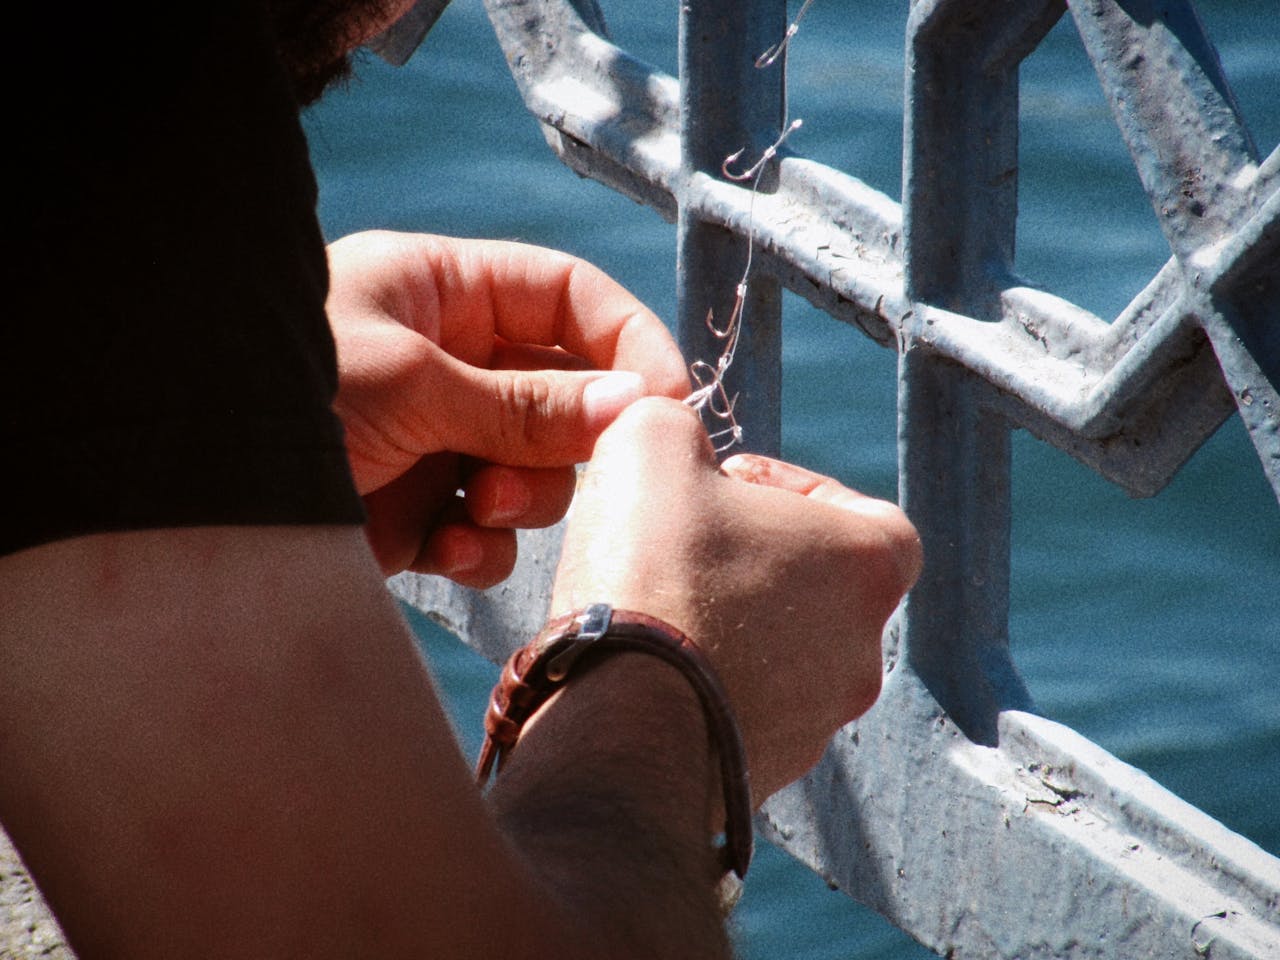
[477,605,752,881]
[505,651,716,826]
[482,647,733,951]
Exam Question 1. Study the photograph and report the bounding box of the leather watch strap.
[475,603,754,880]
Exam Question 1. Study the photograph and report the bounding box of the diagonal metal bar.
[479,0,1275,500]
[1069,0,1260,264]
[400,3,1280,958]
[1067,0,1279,495]
[1202,166,1280,495]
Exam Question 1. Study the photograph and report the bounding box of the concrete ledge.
[0,828,72,959]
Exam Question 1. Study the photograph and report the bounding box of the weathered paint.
[392,1,1280,957]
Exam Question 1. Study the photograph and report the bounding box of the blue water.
[304,2,1279,956]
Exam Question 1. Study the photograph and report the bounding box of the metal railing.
[391,0,1280,956]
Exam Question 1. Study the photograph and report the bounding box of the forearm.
[487,654,731,959]
[0,527,731,958]
[0,526,517,956]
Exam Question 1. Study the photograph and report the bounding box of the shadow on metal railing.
[392,1,1279,956]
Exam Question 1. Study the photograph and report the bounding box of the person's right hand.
[551,398,923,803]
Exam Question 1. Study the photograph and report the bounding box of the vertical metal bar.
[465,6,1280,957]
[902,2,1037,319]
[677,0,786,456]
[899,0,1038,743]
[896,351,1031,745]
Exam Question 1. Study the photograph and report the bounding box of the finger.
[328,231,688,397]
[410,521,518,589]
[435,238,690,399]
[720,453,855,495]
[721,453,924,591]
[326,231,446,343]
[408,349,648,467]
[487,338,592,373]
[361,453,461,576]
[720,453,899,518]
[463,464,577,529]
[586,396,719,478]
[550,398,719,617]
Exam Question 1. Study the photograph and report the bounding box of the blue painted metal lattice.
[393,1,1280,956]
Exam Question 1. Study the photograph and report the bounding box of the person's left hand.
[326,231,688,587]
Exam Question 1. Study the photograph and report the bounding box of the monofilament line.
[682,1,813,454]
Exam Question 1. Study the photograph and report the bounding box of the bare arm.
[0,404,920,955]
[1,236,919,956]
[0,525,727,958]
[0,235,726,957]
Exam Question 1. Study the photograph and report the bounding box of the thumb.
[418,358,646,467]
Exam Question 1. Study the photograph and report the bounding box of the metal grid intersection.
[391,1,1280,956]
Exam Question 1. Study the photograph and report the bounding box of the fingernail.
[582,371,644,426]
[437,528,483,576]
[485,472,532,525]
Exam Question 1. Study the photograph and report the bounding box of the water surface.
[305,2,1279,956]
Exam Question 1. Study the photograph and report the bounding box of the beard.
[266,0,396,105]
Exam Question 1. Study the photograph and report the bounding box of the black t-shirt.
[3,2,366,556]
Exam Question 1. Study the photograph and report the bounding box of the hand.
[325,231,689,585]
[551,398,922,802]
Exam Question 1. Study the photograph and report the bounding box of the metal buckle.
[545,603,613,681]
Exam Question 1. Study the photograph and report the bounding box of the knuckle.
[495,373,556,448]
[825,504,923,619]
[885,511,925,590]
[610,396,708,447]
[875,506,926,591]
[851,501,924,595]
[847,658,884,719]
